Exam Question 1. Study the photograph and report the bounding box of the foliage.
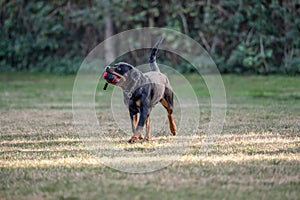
[0,0,299,74]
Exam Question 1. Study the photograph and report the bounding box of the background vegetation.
[1,0,300,74]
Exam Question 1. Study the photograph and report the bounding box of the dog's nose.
[106,66,114,73]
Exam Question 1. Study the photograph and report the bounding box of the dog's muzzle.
[103,66,119,84]
[103,71,118,83]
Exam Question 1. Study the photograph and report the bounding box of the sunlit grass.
[1,131,298,166]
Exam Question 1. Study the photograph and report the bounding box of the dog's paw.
[170,128,176,136]
[128,136,138,143]
[144,136,151,141]
[170,124,177,136]
[138,135,144,140]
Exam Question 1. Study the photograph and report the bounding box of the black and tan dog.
[103,39,176,143]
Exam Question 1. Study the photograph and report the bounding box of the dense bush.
[1,0,299,74]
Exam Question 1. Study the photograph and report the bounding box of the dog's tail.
[149,37,163,72]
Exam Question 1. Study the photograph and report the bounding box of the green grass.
[0,72,299,199]
[0,72,74,109]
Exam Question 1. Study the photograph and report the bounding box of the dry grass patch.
[1,73,300,199]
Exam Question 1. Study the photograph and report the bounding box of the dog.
[103,38,177,143]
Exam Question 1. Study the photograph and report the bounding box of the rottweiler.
[103,38,177,143]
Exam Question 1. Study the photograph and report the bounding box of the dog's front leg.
[130,113,143,139]
[130,114,139,133]
[128,104,149,143]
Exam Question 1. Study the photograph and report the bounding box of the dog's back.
[144,71,169,107]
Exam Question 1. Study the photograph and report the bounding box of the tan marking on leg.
[160,98,177,135]
[145,116,151,140]
[131,114,139,133]
[160,98,170,112]
[129,129,142,143]
[168,114,177,135]
[133,114,139,127]
[129,114,143,143]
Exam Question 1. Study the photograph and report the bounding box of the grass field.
[0,72,299,199]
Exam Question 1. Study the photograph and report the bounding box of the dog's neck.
[121,69,146,98]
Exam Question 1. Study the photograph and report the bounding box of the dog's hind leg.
[160,89,177,135]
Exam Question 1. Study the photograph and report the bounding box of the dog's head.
[103,62,141,89]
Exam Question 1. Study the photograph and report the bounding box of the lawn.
[0,72,299,199]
